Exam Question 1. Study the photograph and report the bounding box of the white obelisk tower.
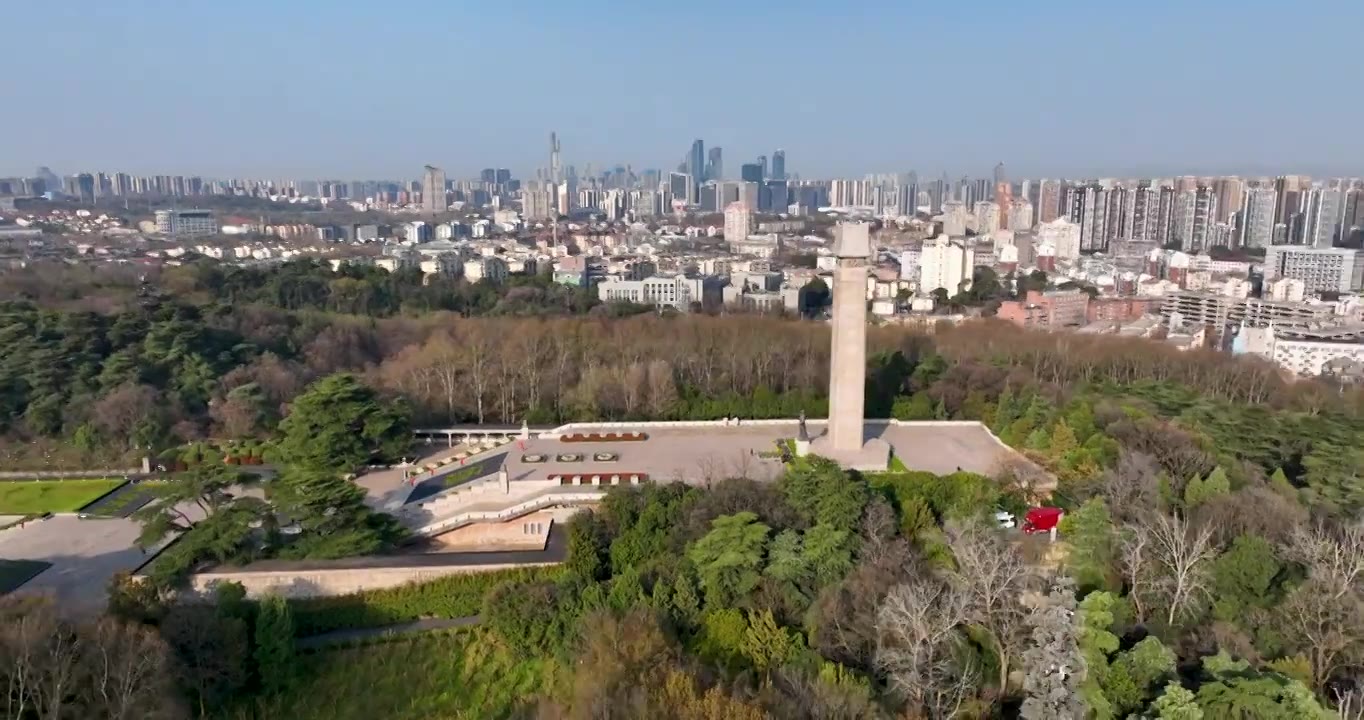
[827,222,871,453]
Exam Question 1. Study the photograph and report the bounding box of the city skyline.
[5,0,1361,179]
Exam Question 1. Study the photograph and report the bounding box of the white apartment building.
[1266,277,1306,302]
[597,274,696,311]
[1259,330,1364,377]
[918,234,974,296]
[936,201,971,237]
[376,252,420,273]
[464,256,509,284]
[1265,246,1364,294]
[154,209,218,238]
[973,201,1001,234]
[1036,218,1082,261]
[1008,200,1034,232]
[419,254,464,277]
[723,202,752,242]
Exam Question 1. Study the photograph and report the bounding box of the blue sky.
[5,0,1360,181]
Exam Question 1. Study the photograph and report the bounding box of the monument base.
[806,437,891,473]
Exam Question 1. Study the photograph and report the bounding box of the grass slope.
[228,630,558,720]
[0,478,124,514]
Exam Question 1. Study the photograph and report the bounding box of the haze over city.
[6,0,1362,178]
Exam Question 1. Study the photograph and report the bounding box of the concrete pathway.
[295,615,480,649]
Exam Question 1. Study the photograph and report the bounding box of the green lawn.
[225,630,559,720]
[0,478,124,514]
[0,559,52,593]
[85,481,174,517]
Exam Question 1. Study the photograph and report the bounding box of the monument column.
[827,222,870,454]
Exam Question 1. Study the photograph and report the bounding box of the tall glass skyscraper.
[771,150,786,180]
[689,139,705,186]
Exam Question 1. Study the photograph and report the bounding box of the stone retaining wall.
[177,561,560,600]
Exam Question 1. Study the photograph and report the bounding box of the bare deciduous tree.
[1118,525,1154,623]
[946,519,1035,697]
[1275,580,1364,690]
[876,578,979,719]
[1101,451,1161,523]
[92,383,163,447]
[1286,523,1364,600]
[87,618,179,720]
[0,595,181,719]
[1139,513,1220,627]
[1334,681,1364,720]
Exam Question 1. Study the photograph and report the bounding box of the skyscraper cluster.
[1053,177,1363,253]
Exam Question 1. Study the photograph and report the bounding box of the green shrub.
[288,566,562,637]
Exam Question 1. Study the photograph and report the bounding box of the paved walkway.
[296,616,480,649]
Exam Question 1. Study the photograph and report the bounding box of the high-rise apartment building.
[421,165,448,213]
[1215,177,1244,224]
[1008,200,1034,231]
[1242,188,1277,249]
[522,181,555,221]
[830,179,876,208]
[992,163,1011,229]
[723,202,752,241]
[973,201,1000,234]
[1038,180,1063,223]
[1155,186,1177,246]
[1191,187,1218,251]
[1173,191,1196,249]
[1037,217,1082,260]
[1305,187,1345,249]
[919,235,975,295]
[668,172,694,206]
[1344,189,1364,244]
[1069,184,1109,252]
[1105,186,1128,246]
[1129,184,1158,242]
[1274,175,1311,226]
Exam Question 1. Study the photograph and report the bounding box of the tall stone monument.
[812,222,890,470]
[827,222,870,452]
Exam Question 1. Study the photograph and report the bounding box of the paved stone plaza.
[496,420,1023,488]
[0,516,149,612]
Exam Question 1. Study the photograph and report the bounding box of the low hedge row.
[288,566,563,637]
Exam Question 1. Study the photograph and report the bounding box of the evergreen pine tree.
[992,386,1017,432]
[1049,419,1079,459]
[1268,467,1296,501]
[671,573,701,627]
[254,594,295,694]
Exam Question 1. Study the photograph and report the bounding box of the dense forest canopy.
[4,261,1364,717]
